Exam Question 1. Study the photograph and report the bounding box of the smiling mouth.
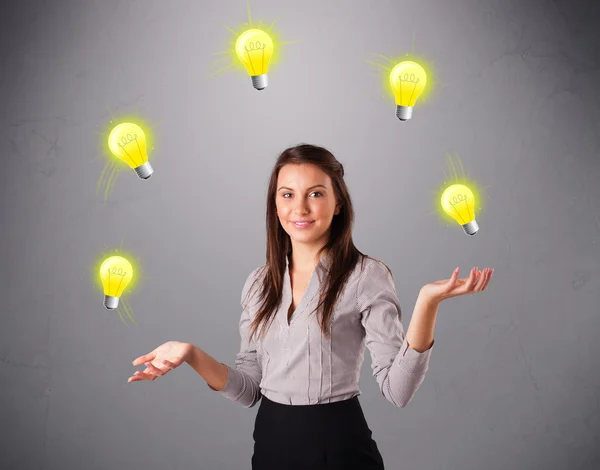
[292,221,315,227]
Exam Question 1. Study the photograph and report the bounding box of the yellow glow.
[97,113,157,167]
[235,29,273,76]
[96,160,120,203]
[209,3,297,80]
[95,113,157,201]
[88,246,144,322]
[431,152,487,233]
[108,123,148,169]
[389,61,427,107]
[99,256,133,298]
[365,50,440,105]
[90,246,144,295]
[441,184,476,225]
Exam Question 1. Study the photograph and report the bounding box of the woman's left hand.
[419,266,494,303]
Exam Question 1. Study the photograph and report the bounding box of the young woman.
[128,144,494,469]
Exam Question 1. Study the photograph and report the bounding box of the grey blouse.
[210,252,434,408]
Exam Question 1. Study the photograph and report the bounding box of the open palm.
[128,340,192,382]
[420,266,494,303]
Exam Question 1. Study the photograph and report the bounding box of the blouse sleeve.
[208,266,264,408]
[357,259,434,408]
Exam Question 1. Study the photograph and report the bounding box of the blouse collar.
[285,250,332,285]
[285,249,332,269]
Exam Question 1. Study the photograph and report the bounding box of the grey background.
[1,0,599,469]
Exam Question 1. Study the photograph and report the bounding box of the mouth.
[291,220,315,228]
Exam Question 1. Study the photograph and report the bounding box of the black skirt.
[252,393,385,470]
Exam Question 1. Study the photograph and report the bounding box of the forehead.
[277,163,331,187]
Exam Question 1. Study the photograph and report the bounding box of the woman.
[128,144,494,469]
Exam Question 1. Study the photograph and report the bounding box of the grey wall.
[1,0,599,469]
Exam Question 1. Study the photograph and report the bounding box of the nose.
[292,197,309,214]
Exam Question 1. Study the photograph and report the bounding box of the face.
[275,163,341,249]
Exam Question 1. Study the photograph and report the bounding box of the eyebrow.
[278,184,328,192]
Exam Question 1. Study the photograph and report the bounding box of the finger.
[481,268,494,290]
[455,268,476,284]
[141,368,159,381]
[128,375,145,382]
[161,359,177,369]
[443,268,460,293]
[128,371,154,382]
[460,267,478,293]
[135,366,159,380]
[446,267,460,293]
[145,361,168,376]
[474,268,488,291]
[132,351,156,366]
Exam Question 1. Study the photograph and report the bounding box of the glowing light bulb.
[389,61,427,121]
[99,256,133,309]
[108,123,153,179]
[235,29,274,90]
[441,184,479,235]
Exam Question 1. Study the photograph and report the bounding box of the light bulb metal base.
[104,295,119,310]
[396,105,413,121]
[462,220,479,236]
[251,74,268,90]
[134,162,153,179]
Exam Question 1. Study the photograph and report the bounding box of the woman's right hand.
[128,340,193,383]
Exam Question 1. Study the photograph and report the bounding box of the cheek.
[276,202,289,217]
[313,200,333,216]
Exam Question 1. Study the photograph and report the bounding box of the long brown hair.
[246,143,371,342]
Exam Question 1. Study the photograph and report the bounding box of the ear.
[334,204,341,215]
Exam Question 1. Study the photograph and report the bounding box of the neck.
[289,244,328,273]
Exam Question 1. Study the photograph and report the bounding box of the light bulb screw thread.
[396,105,413,121]
[104,295,119,310]
[462,220,479,236]
[134,162,153,179]
[251,74,268,90]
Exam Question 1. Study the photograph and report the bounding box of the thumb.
[445,267,460,290]
[132,351,156,366]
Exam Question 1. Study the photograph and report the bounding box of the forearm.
[378,292,438,407]
[185,345,229,391]
[405,291,439,353]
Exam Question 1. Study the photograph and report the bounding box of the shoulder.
[241,265,267,309]
[357,255,394,281]
[356,255,396,307]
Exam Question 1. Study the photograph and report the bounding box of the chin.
[291,233,327,245]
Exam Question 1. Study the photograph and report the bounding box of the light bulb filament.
[398,77,421,105]
[448,195,473,223]
[107,271,126,294]
[116,133,143,167]
[451,194,467,204]
[244,42,267,75]
[245,41,267,51]
[401,73,420,84]
[108,266,127,276]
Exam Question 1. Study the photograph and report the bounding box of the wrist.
[417,289,442,307]
[184,343,198,364]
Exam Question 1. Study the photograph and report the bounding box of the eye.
[282,193,292,198]
[311,191,323,197]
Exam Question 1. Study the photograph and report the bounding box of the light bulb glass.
[235,29,274,90]
[108,122,153,179]
[389,61,427,121]
[99,255,133,309]
[441,184,479,235]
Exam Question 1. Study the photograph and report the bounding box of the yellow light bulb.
[99,256,133,309]
[389,61,427,121]
[235,28,274,90]
[441,184,479,235]
[108,123,153,179]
